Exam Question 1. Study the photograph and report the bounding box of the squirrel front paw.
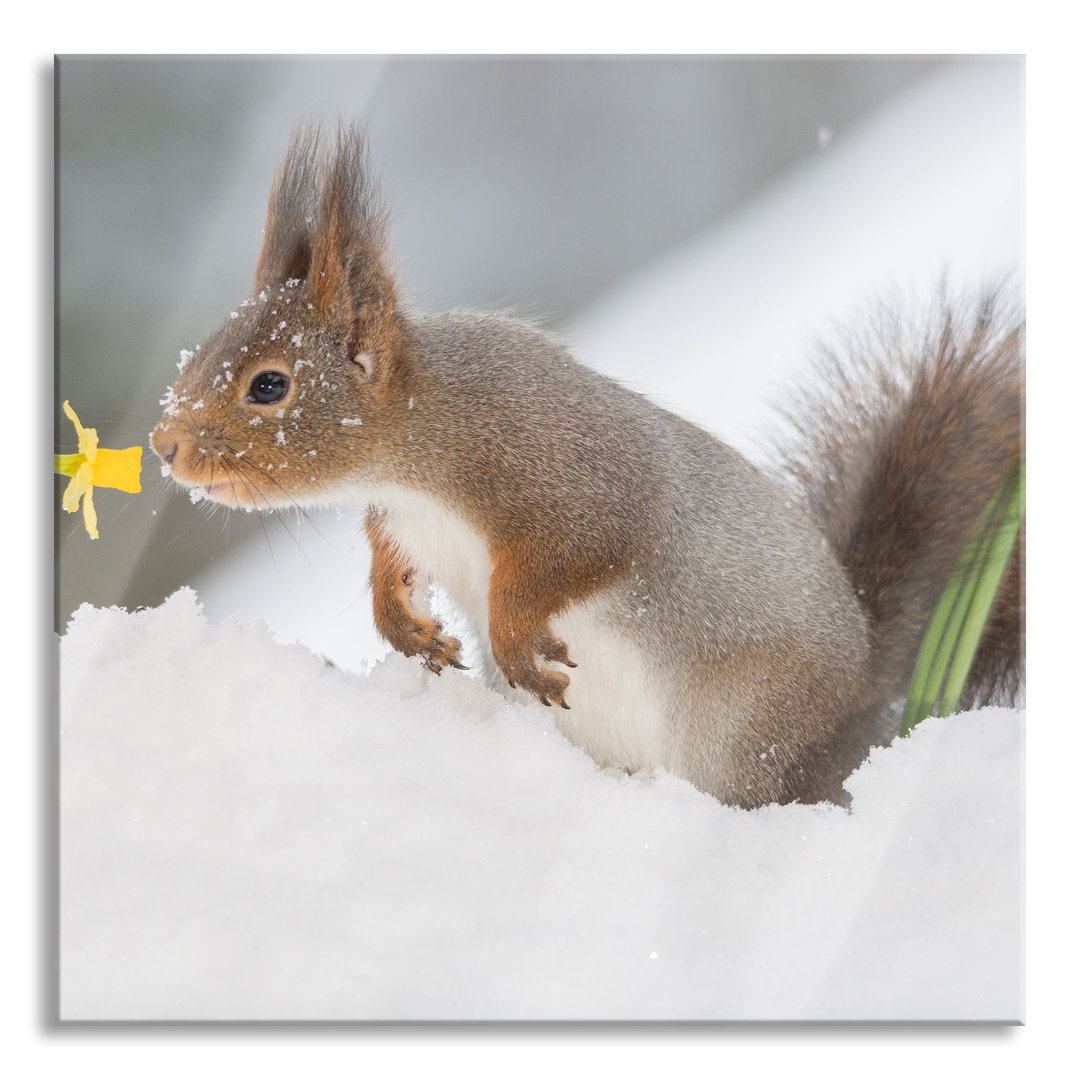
[366,514,467,676]
[496,630,575,709]
[410,616,467,674]
[388,613,466,675]
[504,658,572,709]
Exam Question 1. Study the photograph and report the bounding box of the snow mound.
[60,589,1022,1021]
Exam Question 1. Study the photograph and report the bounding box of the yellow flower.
[55,400,142,539]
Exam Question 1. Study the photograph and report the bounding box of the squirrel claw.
[434,643,468,668]
[393,617,465,675]
[501,661,570,710]
[536,632,575,669]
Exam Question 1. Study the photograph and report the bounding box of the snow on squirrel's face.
[149,277,381,511]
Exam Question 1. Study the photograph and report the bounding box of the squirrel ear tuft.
[253,124,323,291]
[306,123,391,315]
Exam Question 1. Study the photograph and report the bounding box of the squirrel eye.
[248,371,290,404]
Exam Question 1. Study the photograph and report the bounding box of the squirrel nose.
[150,426,177,466]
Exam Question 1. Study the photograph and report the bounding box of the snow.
[57,59,1027,1023]
[60,589,1022,1021]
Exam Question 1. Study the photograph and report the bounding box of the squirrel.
[150,122,1024,809]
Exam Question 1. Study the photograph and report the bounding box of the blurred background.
[55,55,1023,667]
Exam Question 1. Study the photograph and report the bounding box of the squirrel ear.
[253,126,322,291]
[345,294,397,383]
[259,124,400,373]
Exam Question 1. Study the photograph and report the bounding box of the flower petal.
[92,446,143,493]
[61,461,94,516]
[62,400,97,462]
[82,485,99,540]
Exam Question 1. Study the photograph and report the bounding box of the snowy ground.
[60,589,1022,1021]
[58,59,1026,1022]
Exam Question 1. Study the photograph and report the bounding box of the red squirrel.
[150,123,1023,808]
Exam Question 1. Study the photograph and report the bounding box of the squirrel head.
[150,123,407,511]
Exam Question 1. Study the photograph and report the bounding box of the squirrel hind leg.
[366,510,466,674]
[673,639,869,808]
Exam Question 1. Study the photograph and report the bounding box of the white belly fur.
[548,599,670,773]
[355,482,670,775]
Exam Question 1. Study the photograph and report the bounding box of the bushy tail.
[776,287,1024,727]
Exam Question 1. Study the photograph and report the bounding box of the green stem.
[54,453,85,477]
[939,460,1025,715]
[900,458,1024,736]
